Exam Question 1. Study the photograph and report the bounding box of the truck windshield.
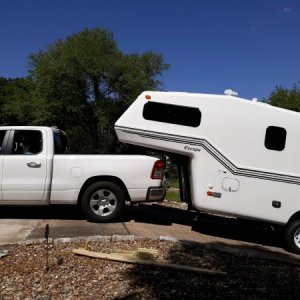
[54,132,70,154]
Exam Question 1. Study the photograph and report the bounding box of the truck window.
[0,130,7,153]
[11,130,43,155]
[265,126,286,151]
[54,132,70,154]
[143,102,201,127]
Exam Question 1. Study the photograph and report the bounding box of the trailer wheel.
[82,181,125,222]
[285,219,300,254]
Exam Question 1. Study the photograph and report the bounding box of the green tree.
[268,84,300,112]
[0,77,36,125]
[29,28,169,153]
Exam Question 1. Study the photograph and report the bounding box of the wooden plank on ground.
[72,248,226,276]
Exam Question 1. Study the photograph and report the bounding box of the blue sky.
[0,0,299,100]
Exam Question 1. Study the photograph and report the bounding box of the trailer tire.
[82,181,125,222]
[285,219,300,254]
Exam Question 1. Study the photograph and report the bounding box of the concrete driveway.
[0,203,299,263]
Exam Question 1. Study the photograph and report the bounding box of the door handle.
[27,162,41,168]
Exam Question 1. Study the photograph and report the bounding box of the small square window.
[265,126,286,151]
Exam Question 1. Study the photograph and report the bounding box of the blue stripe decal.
[115,125,300,185]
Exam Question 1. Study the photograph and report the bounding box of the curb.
[18,235,179,246]
[18,234,135,245]
[13,234,300,266]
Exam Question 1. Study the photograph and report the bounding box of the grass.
[165,190,181,202]
[164,177,180,202]
[169,180,179,189]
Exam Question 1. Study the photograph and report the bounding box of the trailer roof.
[141,91,300,117]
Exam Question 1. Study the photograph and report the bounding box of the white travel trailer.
[115,90,300,253]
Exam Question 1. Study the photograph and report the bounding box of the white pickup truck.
[0,126,165,222]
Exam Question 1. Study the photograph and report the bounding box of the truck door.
[2,129,47,202]
[0,130,9,201]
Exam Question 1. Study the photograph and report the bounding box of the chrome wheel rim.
[90,189,117,217]
[294,228,300,249]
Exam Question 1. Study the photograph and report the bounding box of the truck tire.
[82,181,125,222]
[285,219,300,254]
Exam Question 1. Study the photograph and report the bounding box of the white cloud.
[283,7,292,13]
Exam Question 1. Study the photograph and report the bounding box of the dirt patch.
[1,239,299,299]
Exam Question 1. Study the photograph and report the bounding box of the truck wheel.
[285,219,300,254]
[82,181,125,222]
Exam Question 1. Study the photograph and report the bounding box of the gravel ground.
[1,238,299,299]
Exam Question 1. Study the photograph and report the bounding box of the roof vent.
[224,89,238,96]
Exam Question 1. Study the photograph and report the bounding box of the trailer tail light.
[207,191,222,198]
[151,160,164,179]
[145,95,151,100]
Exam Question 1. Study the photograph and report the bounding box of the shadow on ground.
[0,203,286,251]
[119,240,300,300]
[125,204,285,250]
[0,205,85,220]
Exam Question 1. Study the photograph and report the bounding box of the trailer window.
[143,102,201,127]
[265,126,286,151]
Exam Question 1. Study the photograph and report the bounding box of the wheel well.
[77,176,130,206]
[287,211,300,225]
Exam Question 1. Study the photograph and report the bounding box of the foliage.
[268,84,300,112]
[27,28,169,153]
[0,77,36,125]
[163,157,179,189]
